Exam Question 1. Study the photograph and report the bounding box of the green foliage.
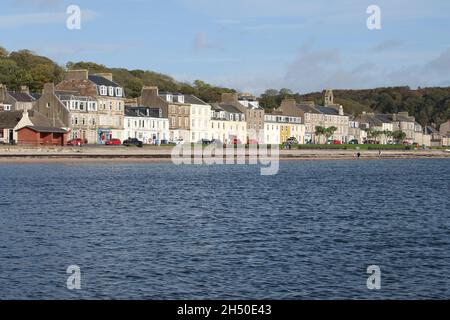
[65,61,235,102]
[260,87,450,128]
[0,48,64,92]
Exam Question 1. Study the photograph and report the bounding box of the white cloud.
[0,9,97,29]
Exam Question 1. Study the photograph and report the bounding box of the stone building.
[221,93,265,141]
[0,84,35,111]
[138,87,210,143]
[278,98,349,144]
[55,70,125,143]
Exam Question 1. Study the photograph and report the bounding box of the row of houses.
[0,71,449,147]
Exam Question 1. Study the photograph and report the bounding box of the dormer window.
[3,104,11,111]
[166,94,173,102]
[177,95,184,103]
[108,86,114,96]
[99,86,107,96]
[115,87,123,97]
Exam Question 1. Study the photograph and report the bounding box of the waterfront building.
[264,112,304,145]
[55,91,98,143]
[55,70,125,143]
[278,98,349,144]
[220,93,265,142]
[124,106,169,144]
[138,87,211,143]
[210,103,247,144]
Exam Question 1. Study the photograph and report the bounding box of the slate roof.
[88,75,121,87]
[158,93,209,105]
[8,92,35,103]
[218,104,243,114]
[315,106,339,115]
[0,111,23,129]
[296,104,321,114]
[125,106,162,118]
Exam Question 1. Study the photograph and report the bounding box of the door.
[9,129,14,144]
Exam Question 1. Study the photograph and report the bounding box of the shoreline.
[0,147,449,164]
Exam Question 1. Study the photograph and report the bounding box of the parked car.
[123,138,143,147]
[105,139,121,146]
[67,138,84,146]
[286,137,298,145]
[210,139,223,145]
[232,138,242,145]
[332,140,342,145]
[198,139,212,145]
[160,139,169,145]
[349,139,359,145]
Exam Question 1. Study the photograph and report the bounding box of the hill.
[1,46,449,127]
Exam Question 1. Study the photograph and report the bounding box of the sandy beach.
[0,145,449,164]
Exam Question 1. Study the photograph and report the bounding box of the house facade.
[138,87,211,143]
[124,106,169,144]
[264,113,304,145]
[0,85,35,112]
[221,93,265,142]
[55,70,125,143]
[278,99,349,144]
[210,103,247,144]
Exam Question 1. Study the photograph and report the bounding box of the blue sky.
[1,0,450,94]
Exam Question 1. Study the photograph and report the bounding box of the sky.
[1,0,450,94]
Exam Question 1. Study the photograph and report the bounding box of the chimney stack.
[20,85,30,94]
[0,84,7,101]
[221,93,238,104]
[65,70,88,81]
[43,83,55,95]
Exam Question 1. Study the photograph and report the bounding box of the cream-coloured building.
[264,113,305,144]
[210,104,247,144]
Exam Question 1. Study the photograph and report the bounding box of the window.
[99,86,107,96]
[109,87,114,96]
[47,102,51,108]
[4,104,11,111]
[116,88,123,97]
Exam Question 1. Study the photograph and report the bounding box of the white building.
[264,113,305,144]
[210,104,247,144]
[124,106,169,144]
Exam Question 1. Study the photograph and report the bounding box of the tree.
[392,130,406,144]
[367,128,382,143]
[383,130,393,144]
[315,126,326,144]
[324,126,338,142]
[0,47,8,58]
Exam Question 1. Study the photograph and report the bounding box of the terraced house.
[138,87,210,143]
[221,93,265,142]
[0,85,35,112]
[278,98,349,144]
[210,103,247,144]
[124,106,169,144]
[55,70,125,143]
[264,112,305,145]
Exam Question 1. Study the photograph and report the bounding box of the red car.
[232,138,242,145]
[67,138,84,146]
[332,140,342,145]
[105,139,121,145]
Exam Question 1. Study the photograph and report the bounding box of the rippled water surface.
[0,159,449,299]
